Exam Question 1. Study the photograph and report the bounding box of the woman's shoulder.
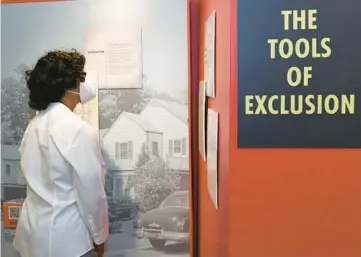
[46,104,82,125]
[45,106,91,141]
[58,112,97,142]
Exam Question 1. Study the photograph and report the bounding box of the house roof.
[148,99,188,123]
[99,129,109,140]
[122,112,162,133]
[102,112,162,141]
[1,145,20,160]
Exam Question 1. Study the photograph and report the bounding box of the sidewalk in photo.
[105,249,188,257]
[105,243,189,257]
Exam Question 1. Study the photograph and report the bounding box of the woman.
[13,49,109,257]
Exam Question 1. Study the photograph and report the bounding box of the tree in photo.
[131,85,154,114]
[98,89,123,129]
[126,144,181,212]
[1,64,33,145]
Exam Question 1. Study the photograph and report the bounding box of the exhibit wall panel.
[1,1,191,257]
[196,0,231,256]
[187,0,200,256]
[229,0,361,256]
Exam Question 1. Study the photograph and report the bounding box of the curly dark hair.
[25,49,86,111]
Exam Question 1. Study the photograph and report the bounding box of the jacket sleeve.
[66,123,109,245]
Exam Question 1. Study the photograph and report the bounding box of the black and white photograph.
[1,0,190,256]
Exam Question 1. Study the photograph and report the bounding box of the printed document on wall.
[74,72,99,137]
[84,26,143,89]
[204,11,216,97]
[207,108,218,208]
[199,81,207,161]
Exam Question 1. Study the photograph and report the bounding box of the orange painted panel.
[229,0,361,256]
[3,202,23,229]
[195,0,361,256]
[195,0,231,256]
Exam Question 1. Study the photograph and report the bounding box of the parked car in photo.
[138,190,189,249]
[107,197,138,234]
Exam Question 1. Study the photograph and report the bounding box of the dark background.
[237,0,361,148]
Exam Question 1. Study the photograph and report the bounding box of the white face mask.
[68,81,97,104]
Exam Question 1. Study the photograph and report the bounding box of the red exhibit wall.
[194,0,361,256]
[190,0,231,256]
[229,0,361,256]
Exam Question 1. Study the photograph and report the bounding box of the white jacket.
[13,103,109,257]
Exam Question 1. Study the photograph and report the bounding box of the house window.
[151,142,159,157]
[5,164,10,176]
[120,143,128,159]
[173,140,182,154]
[115,141,133,160]
[169,138,187,156]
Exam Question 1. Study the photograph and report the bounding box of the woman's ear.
[72,81,81,93]
[80,71,86,82]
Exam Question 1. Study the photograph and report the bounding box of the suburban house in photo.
[140,99,189,172]
[101,111,163,199]
[101,98,189,199]
[1,145,26,201]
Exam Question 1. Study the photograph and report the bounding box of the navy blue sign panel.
[237,0,361,148]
